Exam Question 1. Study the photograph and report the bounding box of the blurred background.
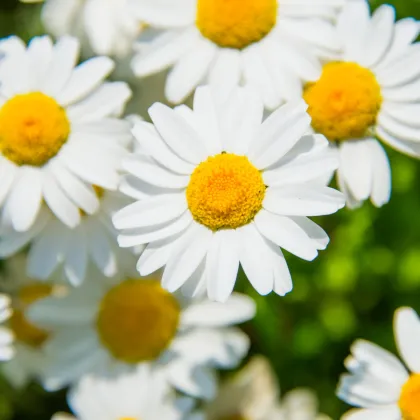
[0,0,419,418]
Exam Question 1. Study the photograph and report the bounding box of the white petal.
[206,229,240,302]
[369,140,391,207]
[341,407,402,420]
[394,307,420,373]
[254,210,318,261]
[63,228,88,286]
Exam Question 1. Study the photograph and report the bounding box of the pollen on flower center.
[9,283,52,348]
[0,92,71,166]
[399,374,420,420]
[186,153,265,231]
[96,280,180,364]
[196,0,278,50]
[303,62,382,141]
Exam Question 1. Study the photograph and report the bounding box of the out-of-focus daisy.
[0,294,14,362]
[51,365,192,420]
[304,1,420,208]
[21,0,140,57]
[0,190,135,287]
[28,268,255,399]
[113,86,344,302]
[0,35,131,233]
[189,356,331,420]
[0,256,65,388]
[130,0,344,108]
[338,307,420,420]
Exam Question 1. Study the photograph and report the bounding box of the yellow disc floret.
[96,279,180,364]
[303,62,382,141]
[186,153,265,231]
[9,283,52,348]
[399,374,420,420]
[0,92,70,166]
[196,0,278,50]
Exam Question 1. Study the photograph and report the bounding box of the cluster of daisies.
[0,0,418,418]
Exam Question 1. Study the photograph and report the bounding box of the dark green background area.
[0,0,419,419]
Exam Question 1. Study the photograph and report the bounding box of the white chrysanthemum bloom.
[337,307,420,420]
[113,86,345,302]
[0,190,136,287]
[27,268,256,399]
[0,294,14,362]
[0,35,131,233]
[51,365,193,420]
[189,356,331,420]
[21,0,140,57]
[129,0,344,108]
[0,256,67,388]
[304,1,420,208]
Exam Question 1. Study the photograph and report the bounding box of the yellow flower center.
[399,374,420,420]
[0,92,70,166]
[186,153,265,231]
[96,280,180,364]
[119,418,137,420]
[9,283,52,348]
[196,0,278,49]
[303,62,382,142]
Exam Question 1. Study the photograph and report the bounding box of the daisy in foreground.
[0,35,131,232]
[28,267,255,398]
[51,365,192,420]
[0,190,134,287]
[189,356,331,420]
[304,0,420,208]
[113,86,345,302]
[337,307,420,420]
[130,0,344,108]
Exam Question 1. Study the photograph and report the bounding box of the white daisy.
[113,86,345,302]
[130,0,344,108]
[189,356,331,420]
[51,365,193,420]
[23,0,140,57]
[0,190,136,287]
[0,35,131,232]
[0,293,13,362]
[27,267,256,399]
[337,307,420,420]
[303,0,420,208]
[0,255,65,387]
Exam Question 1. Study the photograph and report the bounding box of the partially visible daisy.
[0,255,65,388]
[51,365,193,420]
[189,356,331,420]
[304,1,420,208]
[0,293,13,362]
[113,86,344,302]
[0,190,136,287]
[22,0,140,57]
[0,35,131,232]
[130,0,344,108]
[337,307,420,420]
[28,267,255,399]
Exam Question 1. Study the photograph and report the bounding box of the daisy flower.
[0,190,136,287]
[113,86,345,302]
[22,0,140,57]
[0,294,14,362]
[303,1,420,208]
[130,0,344,108]
[0,255,65,388]
[337,307,420,420]
[189,356,331,420]
[51,365,193,420]
[0,35,131,233]
[27,268,256,399]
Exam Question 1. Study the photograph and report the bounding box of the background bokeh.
[0,0,419,418]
